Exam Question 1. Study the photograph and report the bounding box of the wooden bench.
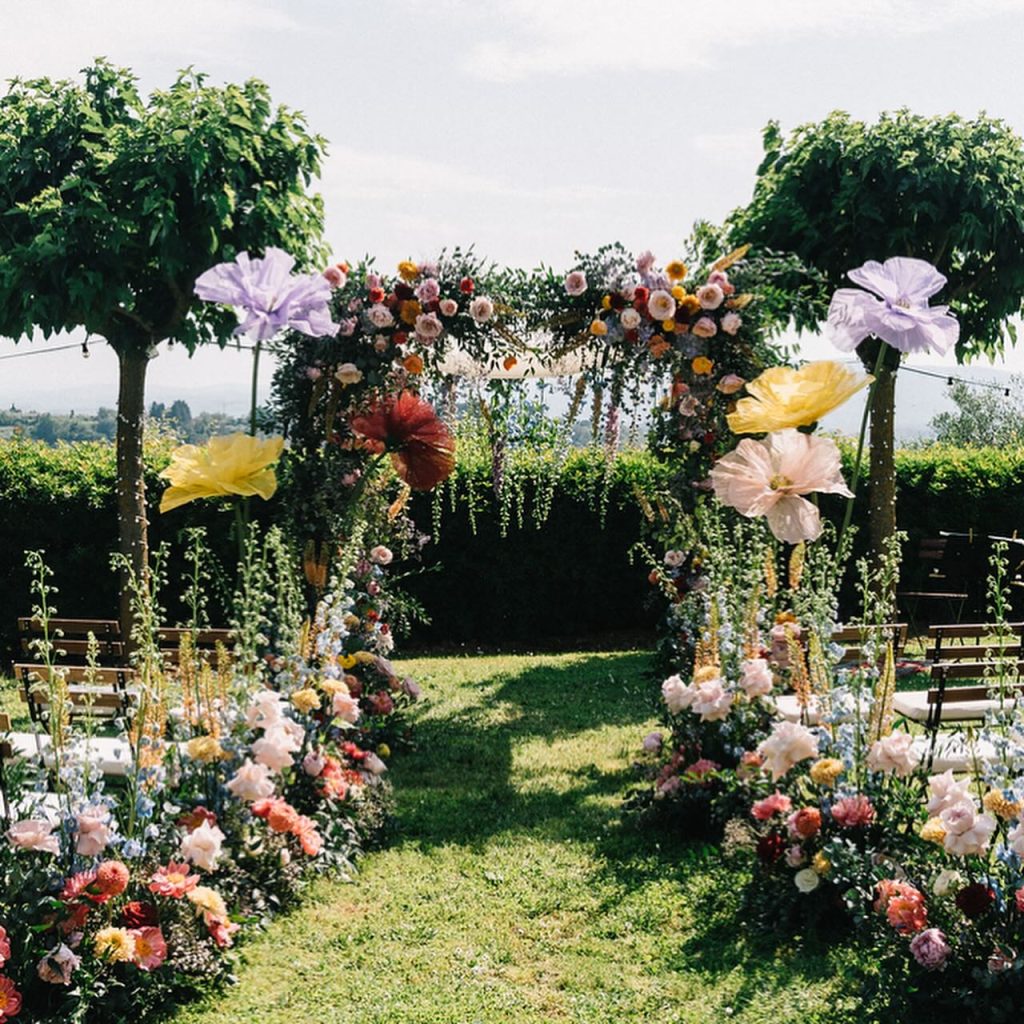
[13,663,135,725]
[893,660,1024,729]
[156,627,235,665]
[17,617,123,663]
[774,624,907,724]
[925,621,1024,663]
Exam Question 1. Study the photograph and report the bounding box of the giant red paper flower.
[349,391,456,490]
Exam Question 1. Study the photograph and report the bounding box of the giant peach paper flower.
[727,361,872,434]
[159,433,284,513]
[709,430,852,544]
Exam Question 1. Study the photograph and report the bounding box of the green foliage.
[0,60,327,353]
[731,110,1024,360]
[929,378,1024,447]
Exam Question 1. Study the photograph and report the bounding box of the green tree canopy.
[0,61,327,628]
[728,109,1024,562]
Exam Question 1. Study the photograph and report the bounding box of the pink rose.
[8,818,60,855]
[75,807,113,858]
[369,545,393,565]
[323,266,347,289]
[333,692,361,724]
[696,283,725,310]
[661,675,694,714]
[926,770,972,816]
[439,298,458,317]
[690,678,733,721]
[469,296,494,323]
[716,373,745,394]
[226,759,276,802]
[706,270,735,295]
[37,943,81,985]
[647,290,676,321]
[564,270,588,296]
[941,802,995,857]
[867,732,917,776]
[751,791,792,820]
[364,272,382,289]
[367,304,394,329]
[338,317,357,337]
[691,316,718,338]
[415,278,441,303]
[831,795,876,828]
[305,366,322,381]
[414,312,443,342]
[739,657,773,698]
[909,929,946,966]
[721,312,742,335]
[757,721,818,781]
[303,750,326,777]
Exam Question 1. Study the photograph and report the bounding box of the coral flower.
[0,975,21,1018]
[727,362,873,434]
[887,891,928,935]
[709,429,852,544]
[349,391,455,491]
[159,433,285,513]
[828,257,959,356]
[0,927,8,967]
[94,860,130,898]
[831,795,876,828]
[149,862,199,898]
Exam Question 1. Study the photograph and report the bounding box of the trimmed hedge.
[4,438,1024,658]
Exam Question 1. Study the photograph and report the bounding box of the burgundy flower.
[756,832,786,864]
[955,882,995,919]
[350,391,456,491]
[120,901,159,928]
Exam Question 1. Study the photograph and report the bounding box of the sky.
[2,0,1024,433]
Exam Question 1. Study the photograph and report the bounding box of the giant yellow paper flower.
[726,361,872,435]
[159,433,285,513]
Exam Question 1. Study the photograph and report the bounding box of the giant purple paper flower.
[828,257,959,357]
[195,247,339,341]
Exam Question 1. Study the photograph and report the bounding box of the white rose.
[226,759,276,802]
[333,691,362,724]
[662,674,695,715]
[932,868,962,896]
[926,770,973,816]
[335,363,363,386]
[758,721,819,782]
[739,657,774,698]
[179,820,225,872]
[1007,819,1024,857]
[941,801,996,857]
[690,678,734,722]
[620,308,641,330]
[867,732,917,777]
[794,868,820,893]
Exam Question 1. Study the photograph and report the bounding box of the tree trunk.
[859,338,901,585]
[113,342,153,642]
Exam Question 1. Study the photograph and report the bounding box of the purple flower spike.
[828,256,959,357]
[195,247,340,341]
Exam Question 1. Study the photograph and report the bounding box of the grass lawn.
[170,651,870,1024]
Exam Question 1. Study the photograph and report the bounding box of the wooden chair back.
[927,622,1024,662]
[13,664,135,724]
[831,623,908,665]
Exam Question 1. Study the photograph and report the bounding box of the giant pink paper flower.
[828,257,959,356]
[709,430,851,544]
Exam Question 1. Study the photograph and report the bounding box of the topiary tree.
[0,61,326,631]
[729,109,1024,561]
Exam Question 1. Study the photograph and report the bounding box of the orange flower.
[349,391,456,491]
[665,260,688,282]
[692,356,714,375]
[503,356,518,371]
[403,354,424,375]
[679,295,702,317]
[397,260,419,282]
[648,336,671,358]
[399,299,421,325]
[589,319,608,336]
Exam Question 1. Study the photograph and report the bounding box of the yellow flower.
[590,319,608,336]
[354,652,376,665]
[188,886,229,922]
[727,361,873,435]
[920,817,947,845]
[159,434,284,514]
[670,285,686,301]
[692,356,714,375]
[662,319,676,333]
[809,758,844,787]
[397,260,419,282]
[679,295,702,317]
[983,790,1021,820]
[95,927,136,962]
[185,735,225,763]
[811,852,831,876]
[601,295,612,310]
[377,743,391,759]
[339,654,358,670]
[665,260,688,282]
[342,614,361,630]
[291,688,321,714]
[317,678,349,696]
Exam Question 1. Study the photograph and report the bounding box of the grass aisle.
[173,651,863,1024]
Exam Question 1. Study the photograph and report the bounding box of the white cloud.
[458,0,1024,81]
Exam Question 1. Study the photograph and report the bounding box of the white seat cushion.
[7,732,132,776]
[910,733,996,773]
[893,690,1018,723]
